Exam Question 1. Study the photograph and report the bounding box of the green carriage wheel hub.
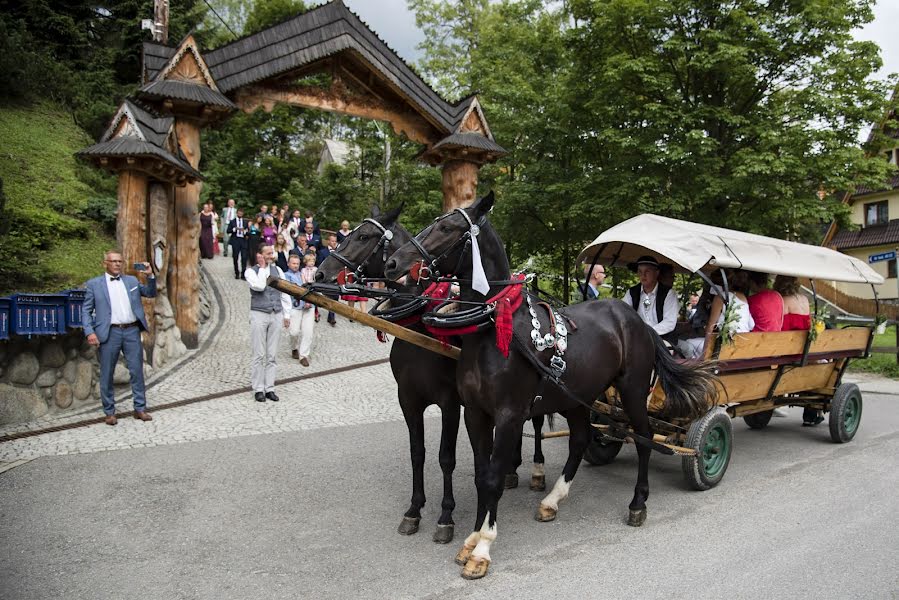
[842,394,861,435]
[702,423,730,478]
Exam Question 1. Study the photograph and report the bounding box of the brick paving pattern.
[0,256,427,462]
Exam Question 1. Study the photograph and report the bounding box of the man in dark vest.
[245,245,291,402]
[622,255,679,344]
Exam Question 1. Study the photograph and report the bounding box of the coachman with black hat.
[622,255,680,344]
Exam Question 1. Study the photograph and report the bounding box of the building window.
[890,259,897,280]
[865,201,888,226]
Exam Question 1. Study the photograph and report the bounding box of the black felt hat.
[627,255,660,272]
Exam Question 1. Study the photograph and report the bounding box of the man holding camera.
[83,250,157,425]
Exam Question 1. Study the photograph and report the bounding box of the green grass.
[848,324,899,379]
[0,101,116,293]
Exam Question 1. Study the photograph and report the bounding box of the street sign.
[868,251,896,263]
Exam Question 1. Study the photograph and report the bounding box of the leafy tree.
[566,0,897,241]
[243,0,306,35]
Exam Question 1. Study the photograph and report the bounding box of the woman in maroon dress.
[199,203,215,259]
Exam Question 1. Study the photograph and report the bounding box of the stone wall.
[0,263,214,426]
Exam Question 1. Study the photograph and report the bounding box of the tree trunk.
[116,170,152,356]
[441,160,479,211]
[171,119,202,349]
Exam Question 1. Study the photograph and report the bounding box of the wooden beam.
[267,278,461,360]
[234,84,440,146]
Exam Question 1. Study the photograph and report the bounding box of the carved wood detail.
[170,119,202,349]
[441,160,480,211]
[234,84,439,146]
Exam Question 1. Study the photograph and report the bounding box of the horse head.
[316,202,410,283]
[384,192,508,297]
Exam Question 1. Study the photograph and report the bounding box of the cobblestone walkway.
[0,256,425,462]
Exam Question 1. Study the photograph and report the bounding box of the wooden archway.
[79,0,505,356]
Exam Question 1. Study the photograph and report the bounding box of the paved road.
[1,255,898,598]
[1,396,898,599]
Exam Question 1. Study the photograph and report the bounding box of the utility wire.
[201,0,238,40]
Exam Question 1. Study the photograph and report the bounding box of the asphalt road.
[1,396,898,600]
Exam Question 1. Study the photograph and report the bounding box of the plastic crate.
[63,289,87,329]
[0,297,10,341]
[9,293,67,337]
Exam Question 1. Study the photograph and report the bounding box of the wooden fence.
[801,278,899,320]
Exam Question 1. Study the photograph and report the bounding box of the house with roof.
[317,139,358,174]
[824,100,899,301]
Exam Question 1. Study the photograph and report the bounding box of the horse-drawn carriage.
[577,213,884,489]
[270,198,883,579]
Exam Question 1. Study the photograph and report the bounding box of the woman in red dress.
[774,275,811,331]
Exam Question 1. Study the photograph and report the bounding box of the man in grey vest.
[245,245,291,402]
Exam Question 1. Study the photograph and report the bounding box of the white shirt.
[244,263,292,316]
[715,294,755,333]
[621,283,679,335]
[106,274,137,325]
[225,206,236,222]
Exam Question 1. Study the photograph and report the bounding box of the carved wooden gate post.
[170,119,202,348]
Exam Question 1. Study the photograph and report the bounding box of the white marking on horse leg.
[539,475,571,512]
[470,512,497,562]
[531,463,545,478]
[463,529,481,549]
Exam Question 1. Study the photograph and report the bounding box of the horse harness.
[328,217,395,285]
[407,208,487,283]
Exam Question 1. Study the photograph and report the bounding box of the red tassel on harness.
[494,298,514,357]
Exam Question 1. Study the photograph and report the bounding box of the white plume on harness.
[455,208,490,295]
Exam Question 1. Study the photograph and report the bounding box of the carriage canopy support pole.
[267,277,461,360]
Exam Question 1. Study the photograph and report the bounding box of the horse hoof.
[504,473,519,489]
[627,508,647,527]
[454,543,476,566]
[433,523,455,544]
[397,516,421,535]
[535,504,557,522]
[529,475,546,491]
[461,557,490,580]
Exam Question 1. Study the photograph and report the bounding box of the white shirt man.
[245,245,291,402]
[621,255,679,339]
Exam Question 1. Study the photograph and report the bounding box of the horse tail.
[649,327,718,420]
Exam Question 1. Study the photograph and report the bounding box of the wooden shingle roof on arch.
[76,100,202,184]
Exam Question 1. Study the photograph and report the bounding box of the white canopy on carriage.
[577,214,884,285]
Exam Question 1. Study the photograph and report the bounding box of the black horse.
[384,192,717,579]
[315,205,547,545]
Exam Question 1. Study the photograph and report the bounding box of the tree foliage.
[410,0,897,301]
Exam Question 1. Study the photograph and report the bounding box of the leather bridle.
[328,218,395,284]
[407,208,486,282]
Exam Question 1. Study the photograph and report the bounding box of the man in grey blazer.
[83,250,157,425]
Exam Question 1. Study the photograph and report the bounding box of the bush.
[80,195,118,234]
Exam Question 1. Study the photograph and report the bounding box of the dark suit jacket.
[578,283,599,301]
[302,233,322,250]
[227,218,249,246]
[83,274,157,343]
[316,246,331,267]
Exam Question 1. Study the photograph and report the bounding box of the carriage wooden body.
[579,214,883,489]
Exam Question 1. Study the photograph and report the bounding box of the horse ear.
[383,201,404,225]
[370,204,381,218]
[470,190,495,220]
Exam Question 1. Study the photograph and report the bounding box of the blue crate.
[63,289,87,329]
[9,293,67,337]
[0,297,10,341]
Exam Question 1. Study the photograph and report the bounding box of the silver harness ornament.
[525,292,568,378]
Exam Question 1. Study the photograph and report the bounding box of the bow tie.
[109,275,121,281]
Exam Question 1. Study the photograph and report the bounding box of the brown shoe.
[105,415,117,426]
[134,411,153,422]
[291,349,299,359]
[300,356,310,367]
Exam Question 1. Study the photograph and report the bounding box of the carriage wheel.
[742,409,773,430]
[682,408,733,491]
[829,383,863,443]
[583,411,623,465]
